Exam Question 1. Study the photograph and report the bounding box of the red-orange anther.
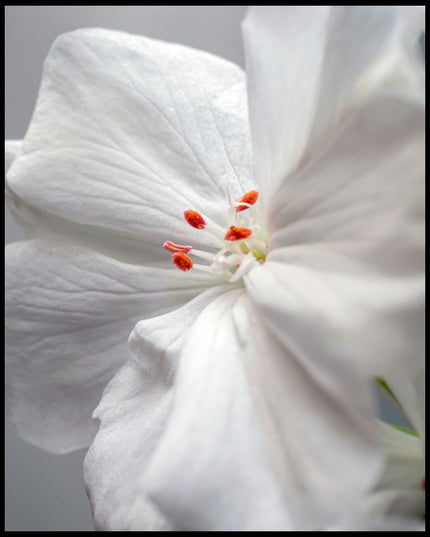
[236,190,259,212]
[184,210,206,229]
[163,241,192,253]
[224,226,252,241]
[172,252,193,271]
[422,477,425,491]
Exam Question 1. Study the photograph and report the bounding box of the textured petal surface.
[246,91,424,379]
[5,239,218,453]
[85,286,232,530]
[5,139,23,172]
[84,359,174,531]
[7,28,254,258]
[143,289,381,530]
[6,140,161,266]
[5,139,30,237]
[242,6,424,205]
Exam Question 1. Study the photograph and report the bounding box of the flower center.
[163,188,267,282]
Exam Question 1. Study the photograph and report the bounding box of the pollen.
[236,190,259,212]
[163,241,192,253]
[224,226,253,241]
[172,252,193,271]
[184,210,206,229]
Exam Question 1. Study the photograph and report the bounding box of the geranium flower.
[5,6,424,531]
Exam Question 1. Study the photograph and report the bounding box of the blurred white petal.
[242,6,423,207]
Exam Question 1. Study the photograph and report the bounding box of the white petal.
[377,421,424,490]
[244,296,382,530]
[5,141,172,266]
[129,283,235,376]
[5,139,23,172]
[143,289,381,530]
[86,285,233,530]
[143,289,293,530]
[7,28,254,255]
[247,263,422,383]
[84,359,174,531]
[242,6,330,203]
[249,93,424,378]
[242,6,424,205]
[5,139,30,237]
[5,239,217,453]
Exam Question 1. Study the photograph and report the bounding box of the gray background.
[5,5,409,532]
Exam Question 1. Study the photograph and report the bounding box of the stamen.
[224,226,252,241]
[184,210,206,229]
[236,190,259,212]
[164,185,265,281]
[172,252,193,271]
[229,253,259,282]
[211,254,242,274]
[163,241,192,253]
[187,248,214,262]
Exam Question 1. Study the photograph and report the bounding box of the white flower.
[5,6,424,531]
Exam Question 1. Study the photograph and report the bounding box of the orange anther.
[172,252,193,271]
[224,226,252,241]
[184,210,206,229]
[163,241,192,253]
[236,190,259,212]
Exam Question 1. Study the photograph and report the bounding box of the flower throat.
[163,188,267,282]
